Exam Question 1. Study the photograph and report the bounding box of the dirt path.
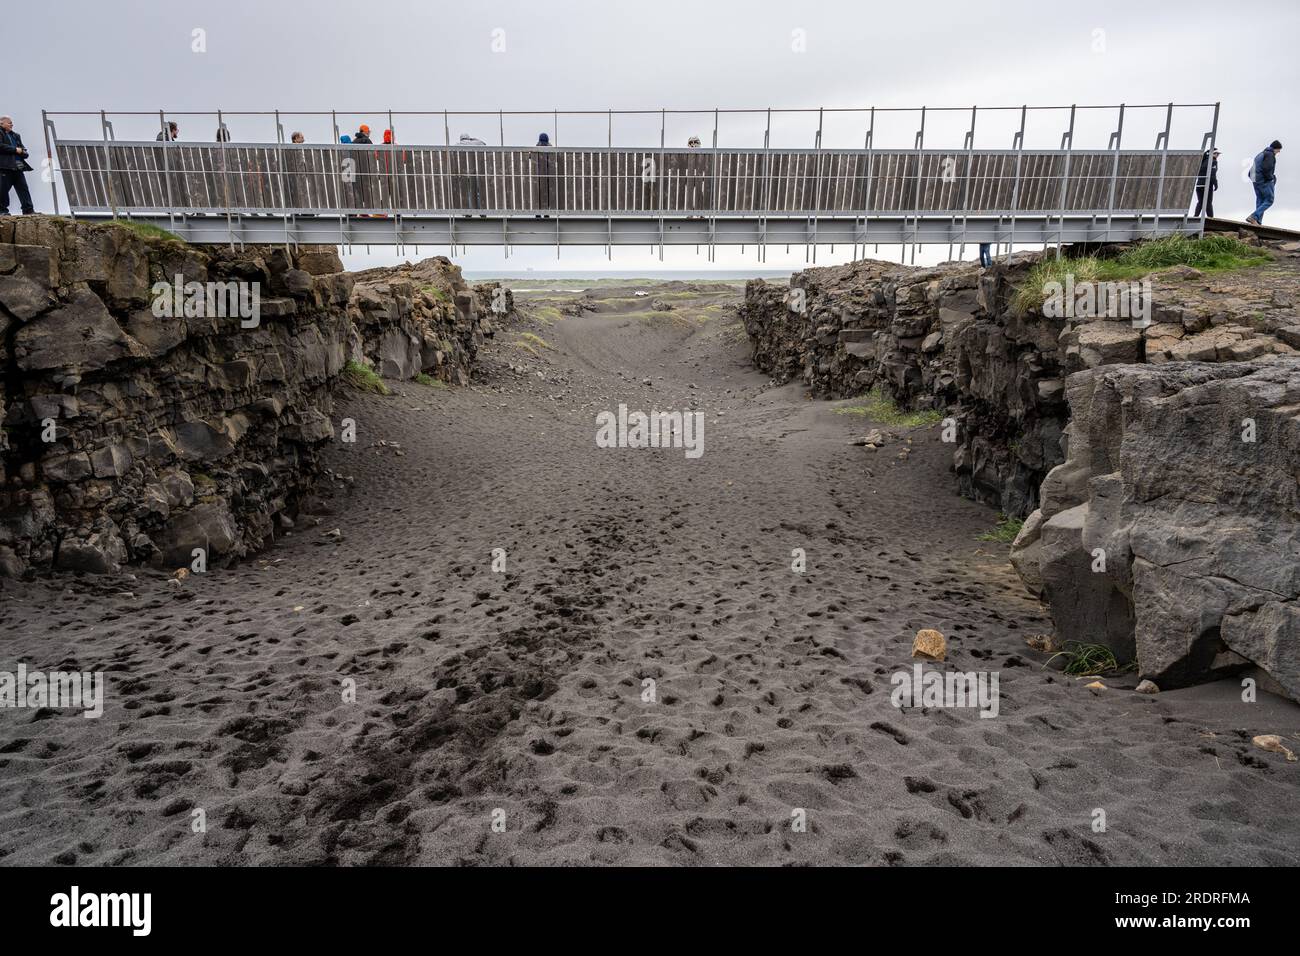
[2,294,1299,866]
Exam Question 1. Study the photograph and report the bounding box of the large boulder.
[1015,359,1300,698]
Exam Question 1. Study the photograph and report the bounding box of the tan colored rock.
[1025,632,1058,653]
[1084,680,1107,691]
[912,629,946,661]
[1135,679,1160,694]
[1253,735,1297,761]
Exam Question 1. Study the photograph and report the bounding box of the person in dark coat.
[1247,140,1282,225]
[1194,148,1219,218]
[0,116,35,215]
[155,121,179,141]
[352,125,373,145]
[534,132,553,216]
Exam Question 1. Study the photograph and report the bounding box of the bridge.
[40,104,1219,258]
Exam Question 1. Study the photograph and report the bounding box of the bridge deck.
[57,142,1199,215]
[53,141,1205,245]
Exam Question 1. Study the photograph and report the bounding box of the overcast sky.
[9,0,1297,272]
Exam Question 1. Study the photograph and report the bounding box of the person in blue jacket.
[1247,140,1282,225]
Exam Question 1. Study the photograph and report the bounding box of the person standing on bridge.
[353,124,373,145]
[1194,147,1219,218]
[215,122,231,142]
[534,132,553,217]
[1247,140,1282,225]
[291,131,305,144]
[0,116,35,216]
[458,133,487,214]
[685,136,708,215]
[155,121,179,141]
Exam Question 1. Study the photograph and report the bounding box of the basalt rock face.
[1011,359,1300,699]
[347,256,506,386]
[0,217,488,578]
[742,253,1073,516]
[741,245,1299,518]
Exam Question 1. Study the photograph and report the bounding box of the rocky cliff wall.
[741,243,1300,517]
[742,237,1300,696]
[0,217,494,578]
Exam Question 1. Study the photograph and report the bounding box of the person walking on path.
[1247,140,1282,225]
[0,116,36,215]
[979,243,992,268]
[1195,148,1219,218]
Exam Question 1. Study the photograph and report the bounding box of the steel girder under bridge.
[42,104,1220,253]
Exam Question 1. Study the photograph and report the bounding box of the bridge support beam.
[95,214,1203,248]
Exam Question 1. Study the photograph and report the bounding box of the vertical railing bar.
[958,105,976,260]
[158,110,174,232]
[1152,102,1173,240]
[710,107,718,262]
[761,107,771,262]
[1008,105,1026,256]
[388,108,399,252]
[658,107,665,260]
[1055,104,1076,258]
[810,106,823,263]
[100,110,120,222]
[274,109,292,252]
[443,109,455,253]
[1104,104,1125,244]
[216,108,235,249]
[861,107,876,259]
[908,106,926,263]
[1197,102,1220,237]
[41,111,62,216]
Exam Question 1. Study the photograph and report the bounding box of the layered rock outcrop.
[349,256,502,385]
[742,254,1074,516]
[741,244,1298,517]
[0,217,494,578]
[1011,360,1300,697]
[743,237,1300,696]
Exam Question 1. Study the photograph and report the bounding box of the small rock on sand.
[1025,633,1058,653]
[1085,680,1107,691]
[1253,735,1298,761]
[911,629,946,661]
[1135,679,1160,694]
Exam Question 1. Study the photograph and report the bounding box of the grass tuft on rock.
[977,514,1024,543]
[109,219,186,243]
[835,389,944,428]
[1012,235,1271,313]
[414,372,447,389]
[341,360,389,395]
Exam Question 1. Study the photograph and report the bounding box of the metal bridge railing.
[39,103,1220,259]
